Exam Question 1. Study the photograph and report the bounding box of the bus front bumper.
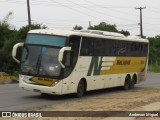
[19,76,62,95]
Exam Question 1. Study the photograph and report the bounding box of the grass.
[148,64,160,73]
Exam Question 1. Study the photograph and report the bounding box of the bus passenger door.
[62,36,81,94]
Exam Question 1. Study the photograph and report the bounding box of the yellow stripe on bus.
[100,57,147,75]
[31,77,58,86]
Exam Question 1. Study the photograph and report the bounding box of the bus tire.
[75,80,85,98]
[130,75,136,89]
[40,93,50,97]
[123,75,130,90]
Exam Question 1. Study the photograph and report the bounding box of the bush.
[148,64,160,73]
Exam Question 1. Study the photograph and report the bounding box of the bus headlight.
[51,80,60,86]
[20,75,32,83]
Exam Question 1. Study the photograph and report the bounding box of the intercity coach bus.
[12,29,149,97]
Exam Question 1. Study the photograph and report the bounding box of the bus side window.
[108,40,116,56]
[93,39,105,56]
[116,41,127,56]
[113,41,119,56]
[143,43,148,56]
[130,42,136,56]
[80,37,93,56]
[64,36,81,77]
[69,36,81,65]
[105,40,111,56]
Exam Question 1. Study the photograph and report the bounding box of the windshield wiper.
[36,50,42,75]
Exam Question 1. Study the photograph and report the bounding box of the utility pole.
[135,6,146,38]
[27,0,31,30]
[89,21,91,28]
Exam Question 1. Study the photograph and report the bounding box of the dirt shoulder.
[35,86,160,120]
[35,87,160,111]
[2,86,160,120]
[0,72,18,84]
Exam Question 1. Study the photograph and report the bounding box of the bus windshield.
[26,34,66,47]
[21,34,67,77]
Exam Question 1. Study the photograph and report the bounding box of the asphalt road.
[0,83,62,111]
[137,72,160,87]
[0,72,159,111]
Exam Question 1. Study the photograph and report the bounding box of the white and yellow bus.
[12,29,149,97]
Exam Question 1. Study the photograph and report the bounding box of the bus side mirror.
[12,42,24,63]
[58,47,71,68]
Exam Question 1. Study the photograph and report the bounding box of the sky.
[0,0,160,37]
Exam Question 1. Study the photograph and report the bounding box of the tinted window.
[80,37,93,56]
[113,41,127,56]
[93,39,105,56]
[80,36,148,57]
[26,34,66,47]
[128,42,148,57]
[105,40,115,56]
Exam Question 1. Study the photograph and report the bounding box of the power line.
[66,0,138,23]
[83,0,135,9]
[84,0,139,17]
[50,0,109,22]
[0,0,134,8]
[1,0,160,35]
[147,8,160,14]
[2,0,160,21]
[3,0,160,21]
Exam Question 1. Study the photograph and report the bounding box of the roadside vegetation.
[0,12,160,77]
[0,12,46,76]
[148,36,160,72]
[148,64,160,73]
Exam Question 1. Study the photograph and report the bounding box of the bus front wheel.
[75,80,85,98]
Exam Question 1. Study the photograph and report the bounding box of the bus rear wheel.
[75,80,85,98]
[123,75,131,90]
[130,75,136,89]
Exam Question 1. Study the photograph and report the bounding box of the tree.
[119,30,130,36]
[148,36,160,65]
[0,12,14,47]
[88,22,118,32]
[0,12,47,75]
[17,24,47,42]
[0,12,19,74]
[73,25,83,30]
[88,22,130,36]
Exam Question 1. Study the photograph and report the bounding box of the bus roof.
[28,29,149,43]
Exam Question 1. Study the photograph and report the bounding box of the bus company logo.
[117,60,131,65]
[87,56,103,76]
[87,56,116,76]
[2,112,12,117]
